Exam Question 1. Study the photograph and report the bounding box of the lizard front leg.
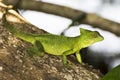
[75,50,82,63]
[62,49,75,65]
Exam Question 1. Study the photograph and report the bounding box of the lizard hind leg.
[27,47,39,56]
[27,40,45,57]
[34,40,45,56]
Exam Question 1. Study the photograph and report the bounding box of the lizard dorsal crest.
[80,28,91,34]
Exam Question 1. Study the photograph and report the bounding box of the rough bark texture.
[0,2,103,80]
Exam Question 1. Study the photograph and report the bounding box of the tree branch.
[0,2,47,34]
[2,0,120,36]
[83,14,120,36]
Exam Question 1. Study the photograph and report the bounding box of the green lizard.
[2,9,103,65]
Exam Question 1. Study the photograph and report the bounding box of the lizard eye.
[93,32,99,38]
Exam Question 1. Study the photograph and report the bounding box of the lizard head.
[79,28,104,48]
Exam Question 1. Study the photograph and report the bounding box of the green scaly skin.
[2,10,104,65]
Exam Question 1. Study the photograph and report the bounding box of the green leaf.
[101,65,120,80]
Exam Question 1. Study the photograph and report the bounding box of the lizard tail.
[2,11,35,44]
